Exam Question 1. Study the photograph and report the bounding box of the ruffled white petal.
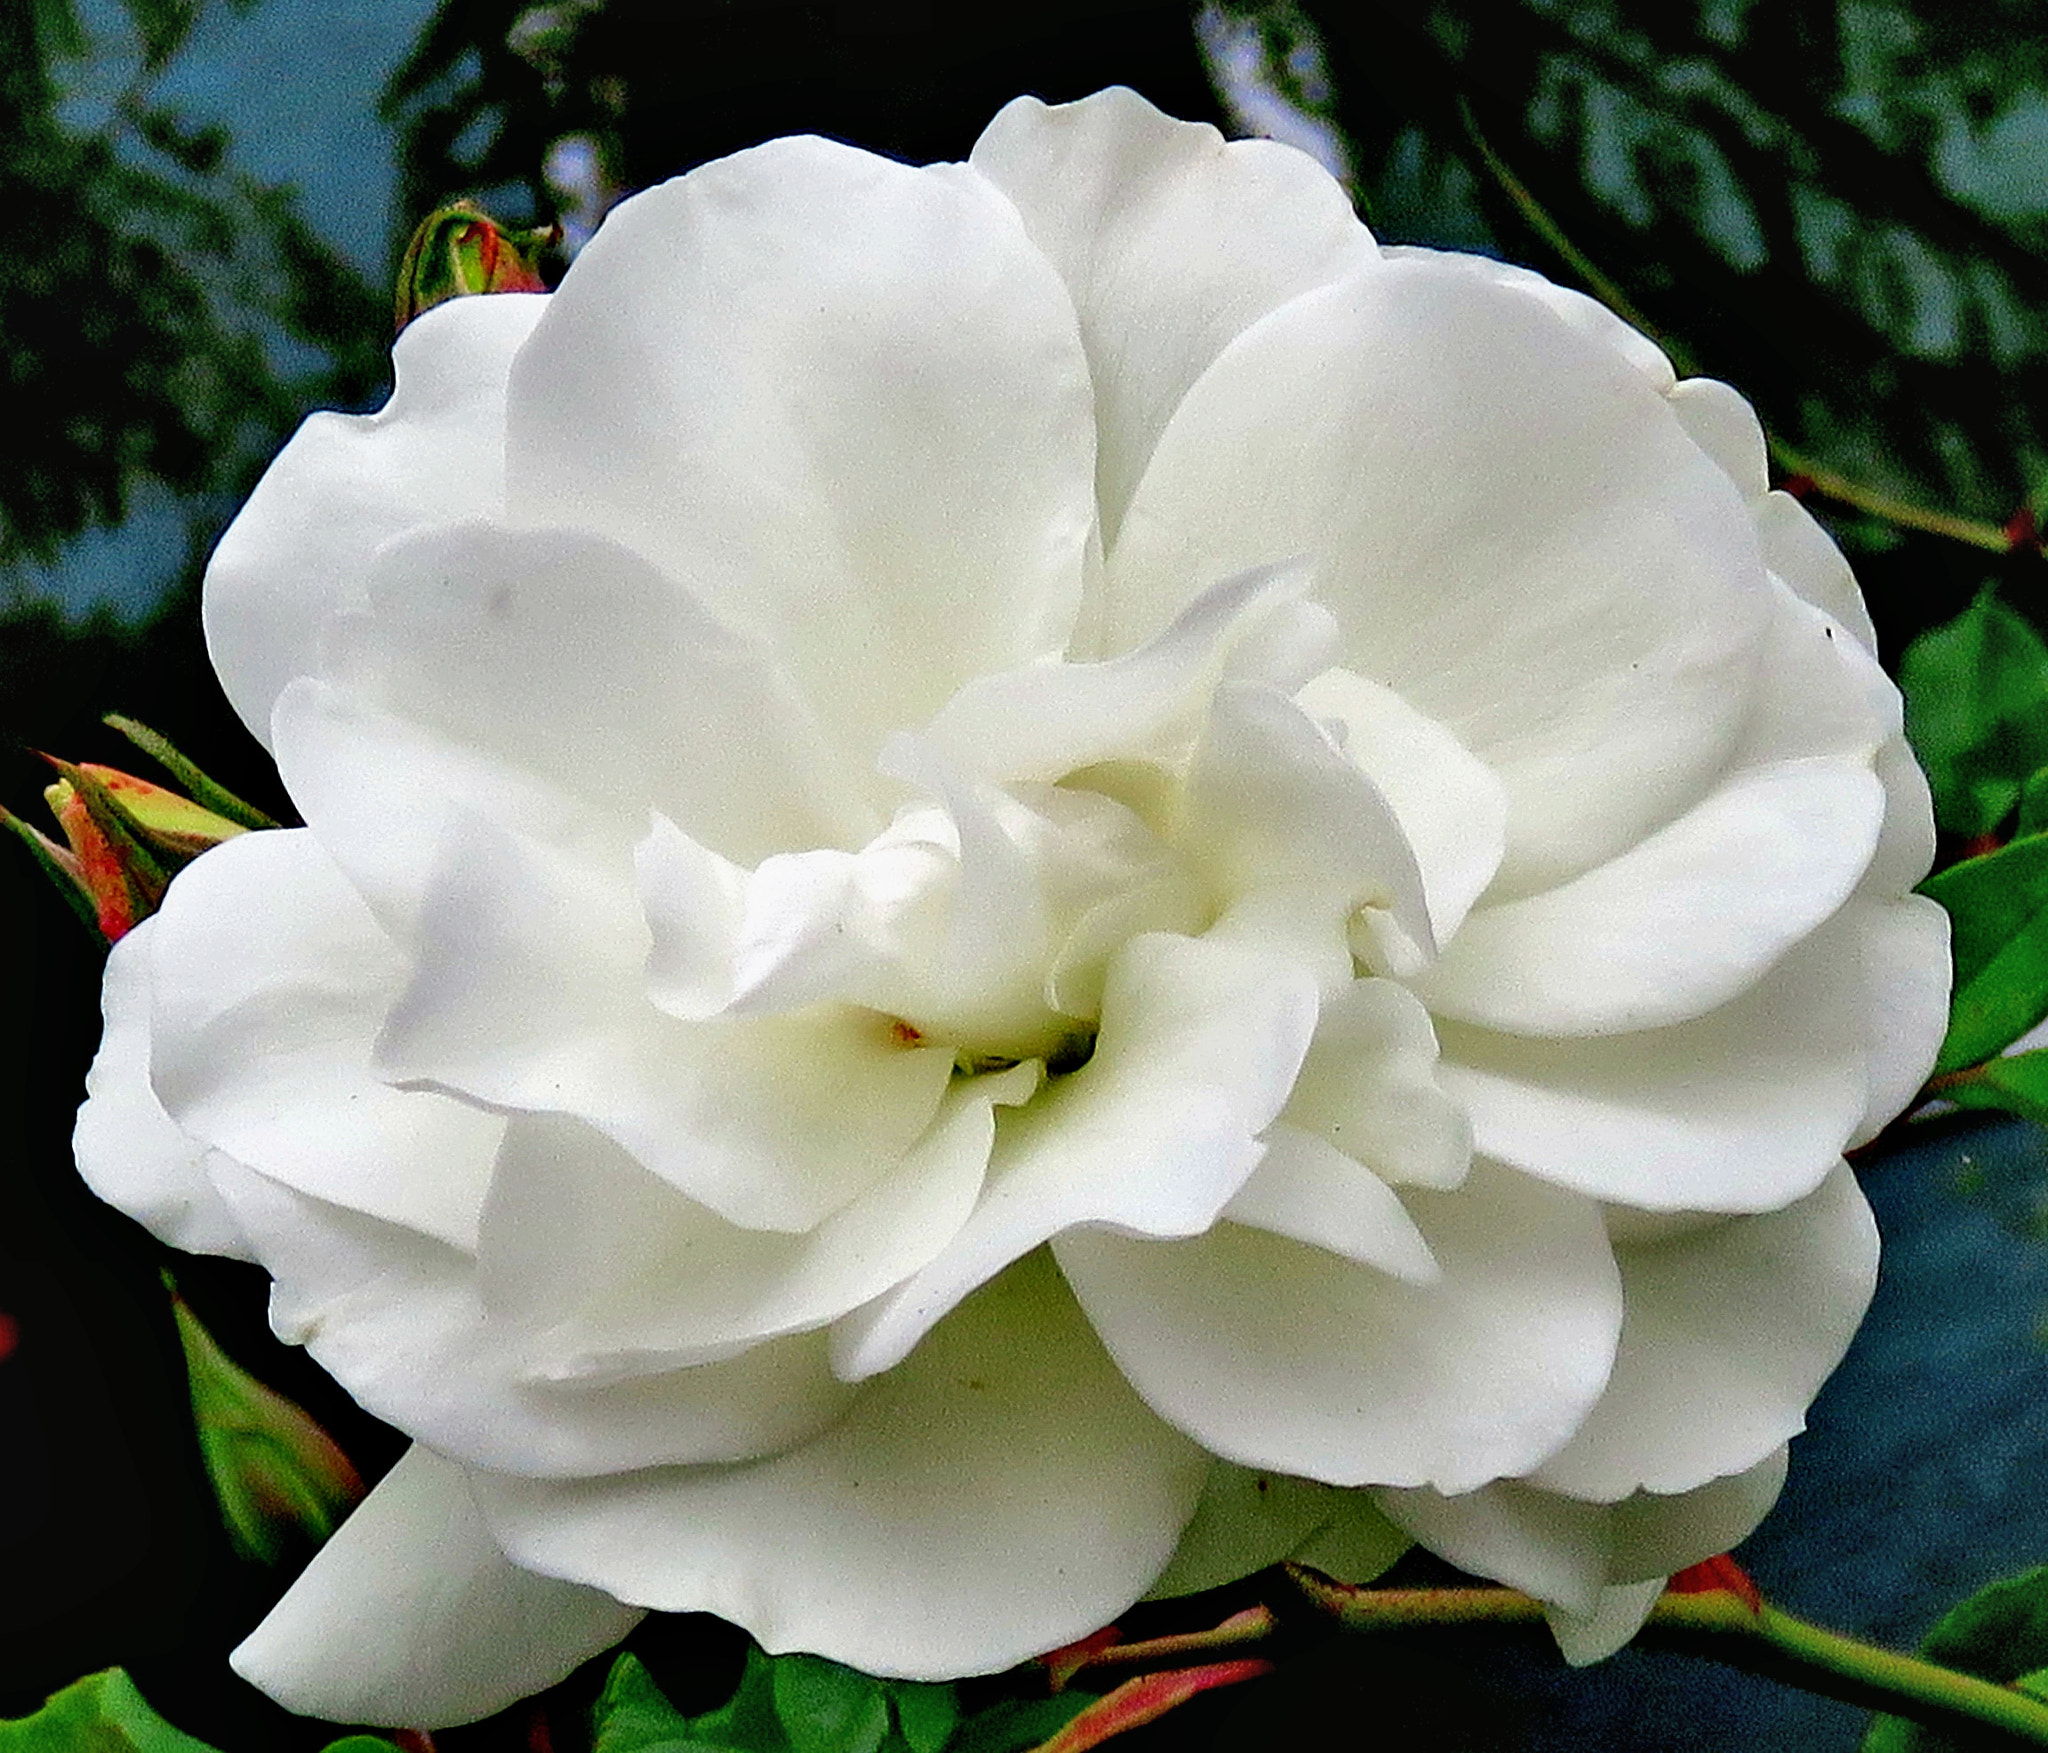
[1056,1160,1622,1492]
[1755,490,1880,654]
[1434,928,1867,1212]
[373,812,953,1233]
[1605,1447,1788,1583]
[1295,668,1507,944]
[1279,977,1472,1191]
[1545,1580,1667,1666]
[144,830,501,1251]
[470,1252,1208,1680]
[507,135,1096,769]
[1183,682,1433,963]
[1377,1446,1788,1628]
[1845,894,1950,1146]
[1528,1164,1877,1500]
[1373,1477,1611,1614]
[1378,246,1675,391]
[969,88,1376,563]
[329,520,871,865]
[1107,250,1770,892]
[1413,761,1883,1037]
[208,1156,855,1477]
[1667,377,1769,502]
[71,919,252,1261]
[1223,1124,1439,1281]
[914,560,1315,785]
[232,1444,642,1728]
[205,294,546,747]
[477,1066,1040,1381]
[832,931,1318,1379]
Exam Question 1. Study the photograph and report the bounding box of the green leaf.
[944,1696,1099,1753]
[2018,769,2048,841]
[771,1656,888,1753]
[1942,1048,2048,1127]
[687,1647,788,1750]
[1864,1565,2048,1752]
[1920,835,2048,1072]
[887,1684,961,1753]
[0,1668,219,1753]
[1901,591,2048,837]
[316,1740,405,1753]
[589,1654,741,1752]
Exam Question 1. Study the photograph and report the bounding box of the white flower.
[75,88,1950,1727]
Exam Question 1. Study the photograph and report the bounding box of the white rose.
[74,88,1950,1729]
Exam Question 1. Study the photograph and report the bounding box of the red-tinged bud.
[0,1310,16,1362]
[40,764,245,941]
[2007,507,2042,552]
[7,718,273,942]
[395,201,559,333]
[1666,1553,1763,1615]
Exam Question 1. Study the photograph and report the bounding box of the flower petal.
[1107,250,1770,892]
[832,931,1318,1379]
[508,136,1095,765]
[330,520,871,864]
[1527,1164,1877,1499]
[272,680,616,941]
[1411,577,1891,1036]
[914,559,1315,786]
[1279,976,1472,1191]
[1295,668,1508,944]
[1372,1476,1611,1616]
[1223,1124,1439,1281]
[1056,1160,1622,1493]
[1755,490,1879,654]
[1412,760,1883,1037]
[968,87,1376,558]
[145,830,501,1251]
[1667,377,1768,502]
[478,1066,1040,1381]
[1845,893,1950,1147]
[374,811,953,1233]
[232,1444,642,1729]
[207,1156,855,1477]
[1544,1579,1666,1666]
[72,919,252,1261]
[1183,682,1433,963]
[1433,927,1868,1212]
[1604,1446,1788,1583]
[205,294,546,747]
[470,1252,1208,1680]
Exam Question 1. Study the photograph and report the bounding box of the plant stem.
[1768,442,2013,553]
[1285,1571,2048,1744]
[1062,1608,1279,1676]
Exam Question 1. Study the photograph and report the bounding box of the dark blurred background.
[7,2,2048,1748]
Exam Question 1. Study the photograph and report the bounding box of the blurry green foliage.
[2,0,385,604]
[1900,590,2048,838]
[0,1668,398,1753]
[591,1650,1089,1753]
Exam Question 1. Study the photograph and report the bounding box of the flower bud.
[166,1275,364,1565]
[1665,1553,1764,1615]
[3,718,268,941]
[394,201,558,332]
